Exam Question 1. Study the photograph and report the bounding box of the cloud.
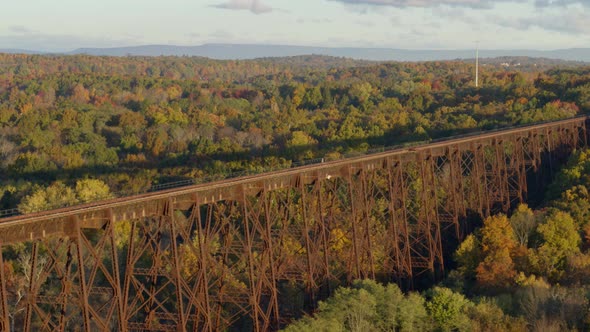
[296,18,334,24]
[493,10,590,33]
[355,19,377,27]
[327,0,518,9]
[8,25,36,34]
[209,30,234,39]
[213,0,273,14]
[329,0,590,8]
[535,0,590,7]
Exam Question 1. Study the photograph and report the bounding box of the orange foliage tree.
[476,215,518,290]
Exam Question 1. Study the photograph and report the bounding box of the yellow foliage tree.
[75,179,112,203]
[476,215,517,290]
[18,182,78,213]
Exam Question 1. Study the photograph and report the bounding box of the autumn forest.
[2,53,590,330]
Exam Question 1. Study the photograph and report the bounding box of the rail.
[1,114,588,219]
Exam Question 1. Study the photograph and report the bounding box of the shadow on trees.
[2,125,497,183]
[0,123,567,214]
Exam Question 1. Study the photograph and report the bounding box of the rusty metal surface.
[0,116,588,331]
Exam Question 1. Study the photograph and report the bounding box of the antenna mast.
[475,43,479,88]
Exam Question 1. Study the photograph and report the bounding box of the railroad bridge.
[0,117,588,331]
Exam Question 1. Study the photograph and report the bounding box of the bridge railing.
[1,115,587,219]
[0,208,19,218]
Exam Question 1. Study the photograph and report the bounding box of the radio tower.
[475,42,479,88]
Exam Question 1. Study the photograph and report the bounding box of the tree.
[467,299,526,332]
[349,82,372,106]
[0,137,18,168]
[288,131,317,148]
[454,234,481,280]
[119,110,147,134]
[397,292,429,332]
[18,182,78,213]
[146,127,169,157]
[8,250,48,331]
[425,287,472,332]
[71,83,90,104]
[284,285,377,332]
[283,280,429,332]
[514,283,586,331]
[552,185,590,228]
[302,87,323,109]
[531,211,581,281]
[75,179,112,203]
[510,204,537,247]
[476,215,517,290]
[546,150,590,199]
[358,280,404,331]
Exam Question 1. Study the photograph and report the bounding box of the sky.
[1,0,589,52]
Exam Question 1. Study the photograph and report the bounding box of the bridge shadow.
[1,112,578,214]
[0,124,502,209]
[6,121,529,183]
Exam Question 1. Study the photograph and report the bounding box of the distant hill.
[66,44,590,62]
[0,48,44,55]
[1,44,589,62]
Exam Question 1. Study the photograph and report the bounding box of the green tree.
[552,185,590,228]
[284,286,377,332]
[302,87,323,109]
[283,280,430,332]
[531,211,581,281]
[397,292,429,332]
[546,150,590,199]
[454,234,481,281]
[349,82,373,106]
[425,287,472,332]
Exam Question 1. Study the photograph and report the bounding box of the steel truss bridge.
[0,117,588,331]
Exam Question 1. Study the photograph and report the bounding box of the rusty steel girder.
[0,116,588,331]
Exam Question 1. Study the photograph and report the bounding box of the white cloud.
[328,0,590,8]
[213,0,274,14]
[327,0,520,9]
[8,26,36,34]
[493,10,590,34]
[535,0,590,7]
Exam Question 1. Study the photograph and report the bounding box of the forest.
[2,53,590,330]
[1,54,589,213]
